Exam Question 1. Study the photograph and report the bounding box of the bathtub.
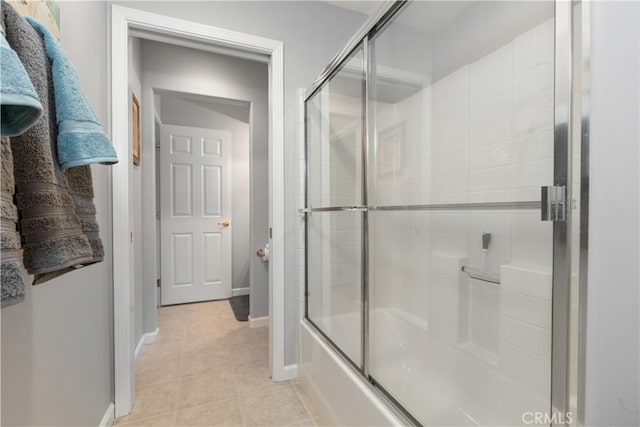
[299,307,549,426]
[299,318,404,426]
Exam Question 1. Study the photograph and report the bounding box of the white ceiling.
[324,1,383,17]
[325,0,475,35]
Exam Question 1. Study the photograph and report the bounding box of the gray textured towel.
[3,4,95,283]
[1,137,25,307]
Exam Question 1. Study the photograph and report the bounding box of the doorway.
[153,89,261,310]
[111,6,286,418]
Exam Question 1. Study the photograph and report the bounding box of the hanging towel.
[1,137,26,307]
[65,166,104,264]
[0,20,43,137]
[25,16,118,170]
[3,3,95,283]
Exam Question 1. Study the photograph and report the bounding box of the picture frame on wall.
[132,94,141,166]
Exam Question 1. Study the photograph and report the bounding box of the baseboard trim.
[144,327,160,345]
[232,286,250,297]
[279,363,298,381]
[248,315,269,328]
[99,402,115,427]
[134,328,160,363]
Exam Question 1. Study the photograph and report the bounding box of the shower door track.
[300,200,541,214]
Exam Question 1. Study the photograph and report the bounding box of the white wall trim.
[249,315,269,328]
[111,5,286,417]
[99,402,115,427]
[282,363,298,381]
[144,327,160,345]
[232,286,250,297]
[134,335,145,363]
[134,328,160,363]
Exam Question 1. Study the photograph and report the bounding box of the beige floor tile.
[114,412,175,427]
[288,419,318,427]
[125,302,319,427]
[139,339,183,361]
[293,383,320,420]
[177,369,238,410]
[241,386,310,426]
[233,340,269,367]
[136,354,181,388]
[119,381,178,422]
[185,319,228,341]
[157,323,187,343]
[175,399,242,427]
[158,305,189,325]
[233,361,290,396]
[180,348,232,377]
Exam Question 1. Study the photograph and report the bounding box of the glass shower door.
[305,46,365,368]
[366,1,561,425]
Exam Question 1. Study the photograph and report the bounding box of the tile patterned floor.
[114,300,319,427]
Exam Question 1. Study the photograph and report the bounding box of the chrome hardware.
[541,186,567,222]
[482,232,491,251]
[217,219,231,227]
[461,266,501,285]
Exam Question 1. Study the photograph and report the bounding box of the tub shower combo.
[299,1,587,426]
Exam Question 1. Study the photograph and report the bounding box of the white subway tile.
[502,265,552,300]
[511,159,552,189]
[500,315,552,360]
[511,130,553,163]
[500,289,551,329]
[430,271,461,299]
[469,116,511,147]
[431,253,466,276]
[498,340,551,397]
[432,150,469,175]
[433,171,469,195]
[469,142,512,169]
[469,166,511,193]
[511,212,553,244]
[468,212,512,238]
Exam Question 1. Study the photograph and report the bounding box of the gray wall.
[585,2,640,426]
[0,2,113,426]
[160,95,253,292]
[112,0,371,365]
[141,40,269,317]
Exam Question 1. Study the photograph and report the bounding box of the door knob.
[217,219,231,227]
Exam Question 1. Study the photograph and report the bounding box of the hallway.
[114,301,319,426]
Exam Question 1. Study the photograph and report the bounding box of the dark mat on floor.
[229,295,249,321]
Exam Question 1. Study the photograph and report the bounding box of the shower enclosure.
[302,1,586,425]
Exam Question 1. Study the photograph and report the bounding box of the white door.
[160,124,232,305]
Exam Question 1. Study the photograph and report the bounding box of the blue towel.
[26,17,118,169]
[0,27,43,137]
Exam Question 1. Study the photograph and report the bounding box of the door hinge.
[541,185,566,222]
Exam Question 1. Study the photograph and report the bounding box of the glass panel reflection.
[307,47,364,208]
[307,211,362,366]
[367,1,555,425]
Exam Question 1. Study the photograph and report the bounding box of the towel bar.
[461,266,501,285]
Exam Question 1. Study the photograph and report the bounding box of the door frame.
[111,5,286,417]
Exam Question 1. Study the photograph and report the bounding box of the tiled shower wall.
[300,16,557,401]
